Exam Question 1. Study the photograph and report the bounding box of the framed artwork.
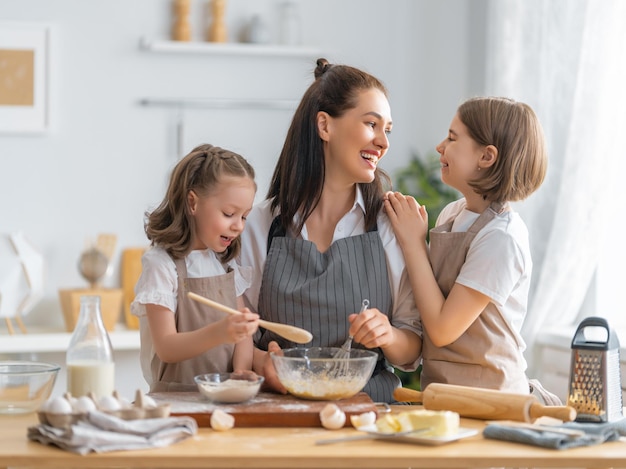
[0,23,50,134]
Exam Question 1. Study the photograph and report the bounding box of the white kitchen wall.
[0,0,485,330]
[0,0,485,396]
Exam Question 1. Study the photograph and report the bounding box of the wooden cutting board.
[149,391,378,427]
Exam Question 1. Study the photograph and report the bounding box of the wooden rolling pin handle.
[393,387,423,403]
[528,403,576,422]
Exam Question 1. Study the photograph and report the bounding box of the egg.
[46,396,73,414]
[210,408,235,431]
[349,411,377,429]
[98,395,122,412]
[320,403,346,430]
[66,395,77,406]
[73,395,97,413]
[141,394,157,409]
[117,396,132,409]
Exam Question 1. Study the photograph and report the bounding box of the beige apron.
[149,256,236,392]
[420,202,529,393]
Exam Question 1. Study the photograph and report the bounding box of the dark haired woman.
[241,59,422,403]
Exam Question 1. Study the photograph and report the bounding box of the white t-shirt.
[437,199,530,351]
[239,189,422,370]
[131,247,252,318]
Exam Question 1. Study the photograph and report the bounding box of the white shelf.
[139,97,299,110]
[139,37,321,58]
[0,328,140,354]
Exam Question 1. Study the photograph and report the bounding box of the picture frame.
[0,23,50,134]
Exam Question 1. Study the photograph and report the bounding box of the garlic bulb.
[210,408,235,431]
[349,411,377,429]
[320,403,346,430]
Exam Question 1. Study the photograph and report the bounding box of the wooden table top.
[1,406,625,468]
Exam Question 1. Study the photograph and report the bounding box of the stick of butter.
[376,409,460,437]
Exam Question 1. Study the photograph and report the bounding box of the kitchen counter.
[2,407,626,468]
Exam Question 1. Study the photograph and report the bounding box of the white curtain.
[484,0,626,375]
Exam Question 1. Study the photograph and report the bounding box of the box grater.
[567,316,623,423]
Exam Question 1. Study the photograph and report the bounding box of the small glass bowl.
[194,371,264,404]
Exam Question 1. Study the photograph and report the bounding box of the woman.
[240,58,422,403]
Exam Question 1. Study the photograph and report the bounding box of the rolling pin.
[393,383,576,422]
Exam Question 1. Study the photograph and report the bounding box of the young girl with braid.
[132,144,260,392]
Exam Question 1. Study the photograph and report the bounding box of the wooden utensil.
[121,247,146,329]
[187,292,313,344]
[96,233,117,262]
[393,383,576,422]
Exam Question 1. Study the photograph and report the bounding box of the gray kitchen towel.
[483,418,626,450]
[28,410,198,455]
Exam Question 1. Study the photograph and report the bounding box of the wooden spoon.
[187,292,313,344]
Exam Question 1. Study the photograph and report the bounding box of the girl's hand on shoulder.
[348,306,393,350]
[384,191,429,245]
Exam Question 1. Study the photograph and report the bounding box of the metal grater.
[567,316,623,423]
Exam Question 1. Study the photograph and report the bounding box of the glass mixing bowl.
[0,361,60,414]
[270,347,378,400]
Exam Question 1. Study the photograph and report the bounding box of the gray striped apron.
[257,217,400,403]
[149,256,236,393]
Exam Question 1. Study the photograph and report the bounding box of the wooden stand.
[207,0,227,42]
[58,288,123,332]
[4,315,27,335]
[121,247,146,330]
[172,0,191,41]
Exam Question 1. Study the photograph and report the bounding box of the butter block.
[375,413,403,433]
[376,409,460,437]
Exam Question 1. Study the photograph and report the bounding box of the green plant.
[393,151,460,231]
[391,151,460,391]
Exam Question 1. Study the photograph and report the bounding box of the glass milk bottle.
[66,295,115,398]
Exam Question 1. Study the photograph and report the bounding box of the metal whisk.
[332,299,370,373]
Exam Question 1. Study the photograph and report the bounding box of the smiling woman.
[241,58,422,404]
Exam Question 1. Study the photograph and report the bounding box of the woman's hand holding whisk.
[348,306,394,350]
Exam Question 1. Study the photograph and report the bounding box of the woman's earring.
[477,166,481,171]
